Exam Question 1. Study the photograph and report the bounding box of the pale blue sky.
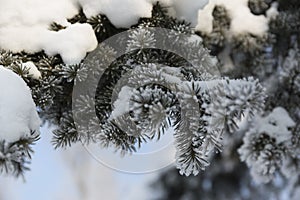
[0,125,174,200]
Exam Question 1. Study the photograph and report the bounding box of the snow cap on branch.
[0,66,40,143]
[196,0,278,36]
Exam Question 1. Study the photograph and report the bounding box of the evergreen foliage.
[153,0,300,199]
[0,1,299,198]
[0,131,39,177]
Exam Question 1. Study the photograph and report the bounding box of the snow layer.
[3,0,272,64]
[110,86,134,119]
[22,61,41,80]
[0,0,211,63]
[196,0,277,36]
[148,0,209,26]
[78,0,153,28]
[255,107,295,143]
[43,23,97,64]
[0,66,40,143]
[169,0,209,26]
[0,0,97,64]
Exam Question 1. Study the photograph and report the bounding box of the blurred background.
[0,125,163,200]
[0,124,291,200]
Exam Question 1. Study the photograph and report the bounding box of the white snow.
[22,61,41,80]
[78,0,153,28]
[266,2,279,19]
[0,0,276,64]
[0,0,97,64]
[0,66,40,143]
[147,0,209,26]
[110,86,134,120]
[43,23,97,64]
[195,0,277,36]
[0,0,206,64]
[255,107,295,143]
[168,0,209,26]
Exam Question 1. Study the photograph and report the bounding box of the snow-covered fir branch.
[0,2,299,199]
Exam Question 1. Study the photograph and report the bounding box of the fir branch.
[0,131,39,177]
[52,112,80,149]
